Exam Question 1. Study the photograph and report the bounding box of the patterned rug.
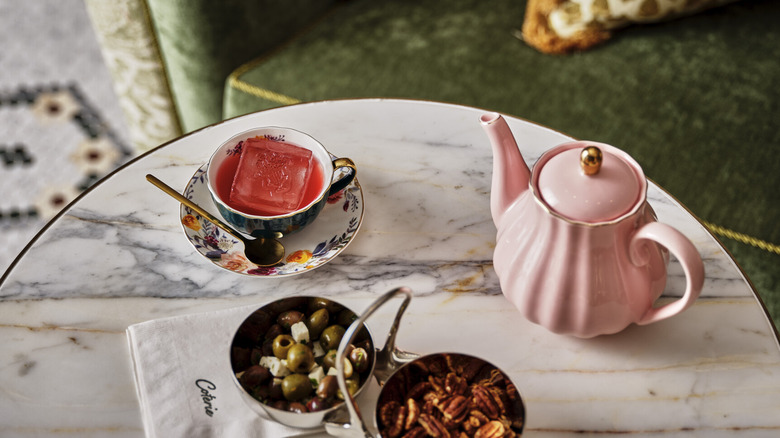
[0,0,131,275]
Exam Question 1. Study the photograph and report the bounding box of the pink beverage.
[217,136,325,216]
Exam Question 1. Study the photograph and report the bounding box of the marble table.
[1,99,779,437]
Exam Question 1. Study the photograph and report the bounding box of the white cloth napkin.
[127,304,376,438]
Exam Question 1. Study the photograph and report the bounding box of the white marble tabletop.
[1,99,778,437]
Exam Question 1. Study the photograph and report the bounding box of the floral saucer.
[180,163,364,277]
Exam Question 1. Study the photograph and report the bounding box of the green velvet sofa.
[86,0,779,329]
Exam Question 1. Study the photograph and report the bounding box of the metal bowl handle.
[325,287,416,437]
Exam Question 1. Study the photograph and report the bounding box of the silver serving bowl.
[229,292,414,430]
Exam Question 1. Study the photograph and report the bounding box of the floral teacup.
[207,127,356,238]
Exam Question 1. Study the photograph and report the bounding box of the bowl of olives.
[229,295,377,429]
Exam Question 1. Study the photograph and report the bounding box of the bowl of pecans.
[373,353,525,438]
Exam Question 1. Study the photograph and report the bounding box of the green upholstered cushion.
[145,0,337,133]
[223,0,780,328]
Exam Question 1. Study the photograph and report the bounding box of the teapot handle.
[630,222,705,325]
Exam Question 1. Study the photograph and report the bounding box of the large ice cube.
[229,137,314,216]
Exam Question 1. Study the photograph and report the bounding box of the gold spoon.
[146,174,285,267]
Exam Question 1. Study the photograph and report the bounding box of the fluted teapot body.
[481,113,704,338]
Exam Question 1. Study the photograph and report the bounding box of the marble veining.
[1,100,778,437]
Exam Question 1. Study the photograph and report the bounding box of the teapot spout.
[481,113,530,225]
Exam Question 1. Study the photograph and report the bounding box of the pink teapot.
[481,113,704,338]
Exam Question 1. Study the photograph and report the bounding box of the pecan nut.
[429,374,446,394]
[379,400,407,438]
[406,398,421,430]
[474,420,506,438]
[379,400,400,427]
[445,372,468,395]
[469,410,490,425]
[407,381,434,400]
[418,413,451,438]
[422,399,437,415]
[401,426,427,438]
[446,354,486,382]
[480,369,506,388]
[438,394,470,424]
[471,384,504,420]
[463,409,489,436]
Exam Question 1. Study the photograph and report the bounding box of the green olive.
[321,350,352,377]
[341,357,353,379]
[336,377,360,400]
[320,325,346,351]
[281,373,313,401]
[306,308,330,339]
[286,343,315,373]
[272,334,295,360]
[323,349,338,370]
[308,297,343,313]
[336,309,357,327]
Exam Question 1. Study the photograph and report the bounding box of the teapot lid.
[535,142,644,223]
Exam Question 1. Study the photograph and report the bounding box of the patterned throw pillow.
[521,0,740,54]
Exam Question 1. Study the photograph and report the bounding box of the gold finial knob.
[580,146,602,176]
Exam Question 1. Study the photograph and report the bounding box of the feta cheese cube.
[312,341,326,358]
[258,356,275,368]
[291,321,310,345]
[259,356,290,377]
[308,366,325,386]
